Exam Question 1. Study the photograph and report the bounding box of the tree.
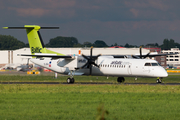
[114,43,118,46]
[169,39,175,48]
[46,36,79,47]
[145,43,159,47]
[83,42,93,47]
[93,40,108,47]
[124,43,130,48]
[0,35,25,50]
[161,39,176,50]
[124,43,137,48]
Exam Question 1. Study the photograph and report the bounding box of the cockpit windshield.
[151,63,159,66]
[144,62,160,66]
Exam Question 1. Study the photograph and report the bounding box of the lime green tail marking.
[24,25,64,55]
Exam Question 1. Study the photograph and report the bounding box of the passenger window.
[145,63,151,66]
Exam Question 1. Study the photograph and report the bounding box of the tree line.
[0,34,179,50]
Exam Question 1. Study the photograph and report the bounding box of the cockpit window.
[145,63,151,66]
[144,62,159,66]
[151,63,159,66]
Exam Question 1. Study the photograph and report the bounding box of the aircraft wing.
[111,55,126,58]
[18,52,176,60]
[112,53,177,59]
[132,53,177,59]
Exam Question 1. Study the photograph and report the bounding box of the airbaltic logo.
[111,61,122,65]
[31,47,42,53]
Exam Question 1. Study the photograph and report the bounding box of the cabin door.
[128,63,132,75]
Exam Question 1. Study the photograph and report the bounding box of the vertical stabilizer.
[3,25,64,55]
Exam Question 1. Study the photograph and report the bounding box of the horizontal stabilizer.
[17,54,74,59]
[3,26,59,29]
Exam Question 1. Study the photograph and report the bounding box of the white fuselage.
[30,56,168,78]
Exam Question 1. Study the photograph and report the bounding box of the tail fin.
[3,25,64,55]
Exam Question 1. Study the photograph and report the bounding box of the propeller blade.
[143,52,151,59]
[89,64,92,75]
[93,63,99,68]
[90,46,93,57]
[139,46,142,59]
[75,62,89,70]
[81,62,89,69]
[132,55,140,59]
[90,47,93,65]
[93,54,101,59]
[82,54,89,60]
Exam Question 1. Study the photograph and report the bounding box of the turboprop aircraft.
[4,25,172,84]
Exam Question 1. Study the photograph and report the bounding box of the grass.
[0,73,180,119]
[0,84,180,119]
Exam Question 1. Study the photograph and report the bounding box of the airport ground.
[0,71,180,120]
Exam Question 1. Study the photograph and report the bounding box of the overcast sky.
[1,0,180,46]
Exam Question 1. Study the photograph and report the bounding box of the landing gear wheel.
[71,78,75,83]
[117,77,125,83]
[67,78,75,84]
[156,79,162,83]
[67,78,71,84]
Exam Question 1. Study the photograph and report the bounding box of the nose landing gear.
[156,77,162,83]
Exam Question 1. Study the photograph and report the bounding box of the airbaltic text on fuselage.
[31,47,42,53]
[111,61,129,65]
[111,61,122,64]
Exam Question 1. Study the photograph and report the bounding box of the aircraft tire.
[67,78,75,84]
[156,79,162,83]
[70,78,75,83]
[117,77,125,83]
[67,78,71,84]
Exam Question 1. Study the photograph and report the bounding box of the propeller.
[76,47,101,75]
[132,46,151,59]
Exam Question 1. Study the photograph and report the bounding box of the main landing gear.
[117,77,125,83]
[67,71,75,84]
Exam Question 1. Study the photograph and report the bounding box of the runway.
[1,82,180,85]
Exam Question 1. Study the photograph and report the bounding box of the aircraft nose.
[152,67,168,77]
[156,67,168,77]
[162,70,168,77]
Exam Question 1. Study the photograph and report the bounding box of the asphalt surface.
[0,71,180,85]
[1,82,180,85]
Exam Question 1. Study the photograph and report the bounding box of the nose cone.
[153,67,168,77]
[161,70,168,77]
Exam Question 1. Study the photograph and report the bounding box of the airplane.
[16,58,33,72]
[4,25,173,84]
